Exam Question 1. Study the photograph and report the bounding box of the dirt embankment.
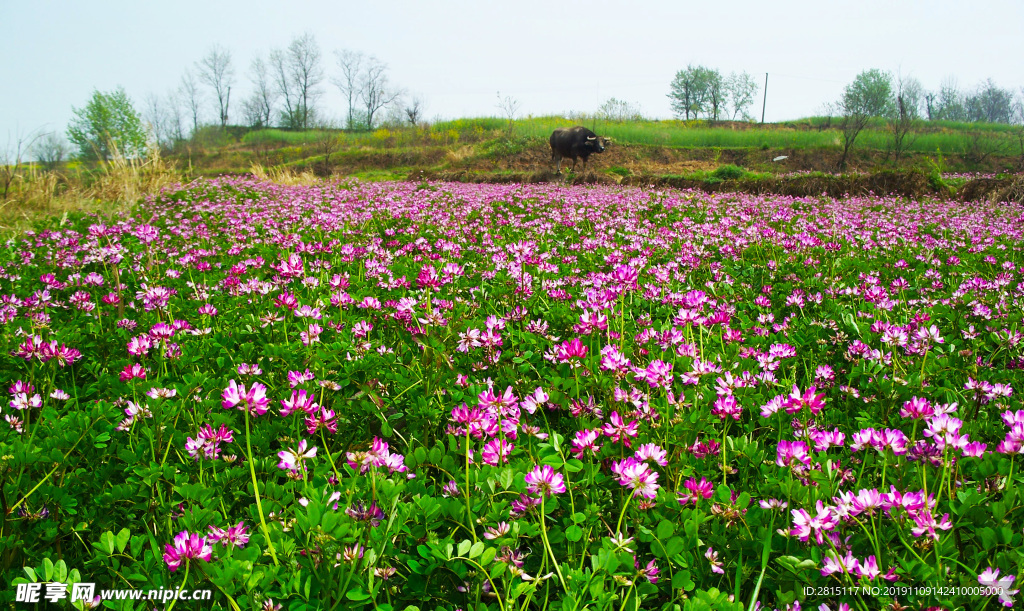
[417,143,1024,203]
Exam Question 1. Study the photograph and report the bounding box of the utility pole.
[761,73,768,124]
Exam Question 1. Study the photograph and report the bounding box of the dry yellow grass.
[0,146,179,237]
[248,163,319,186]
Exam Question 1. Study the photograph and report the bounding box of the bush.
[711,164,748,180]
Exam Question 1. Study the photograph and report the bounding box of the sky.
[2,0,1023,148]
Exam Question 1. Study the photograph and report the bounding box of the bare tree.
[360,57,402,130]
[269,49,295,129]
[179,69,203,135]
[496,92,521,136]
[598,98,642,122]
[165,91,186,144]
[333,49,365,130]
[197,45,234,128]
[144,93,172,151]
[1014,88,1024,169]
[32,132,70,171]
[888,72,922,165]
[245,55,277,128]
[1,130,40,201]
[310,119,343,172]
[269,33,324,130]
[404,95,426,126]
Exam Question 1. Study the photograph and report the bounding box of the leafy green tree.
[837,69,894,169]
[668,65,722,120]
[724,72,758,120]
[66,88,147,161]
[926,77,966,121]
[966,79,1014,124]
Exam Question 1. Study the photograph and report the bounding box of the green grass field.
[237,115,1020,163]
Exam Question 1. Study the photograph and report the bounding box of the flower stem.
[244,406,279,566]
[539,495,567,591]
[165,559,190,611]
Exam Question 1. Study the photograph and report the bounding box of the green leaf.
[457,539,472,557]
[565,525,583,542]
[116,528,131,554]
[469,541,485,559]
[665,536,685,557]
[490,561,507,579]
[656,519,674,540]
[672,569,695,591]
[346,587,371,601]
[480,546,496,566]
[94,531,116,556]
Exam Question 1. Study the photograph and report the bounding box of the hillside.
[176,116,1023,180]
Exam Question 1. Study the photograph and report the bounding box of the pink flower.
[524,465,566,497]
[790,501,838,545]
[280,389,318,417]
[221,380,270,416]
[821,550,858,577]
[602,411,639,446]
[678,477,714,505]
[611,458,660,499]
[711,395,742,421]
[634,359,674,390]
[163,530,212,572]
[119,363,147,382]
[635,557,659,584]
[705,547,724,574]
[571,429,602,459]
[481,439,514,466]
[278,439,317,473]
[979,567,1019,608]
[776,440,811,468]
[207,521,249,548]
[634,443,668,466]
[783,385,826,415]
[554,338,588,364]
[910,510,952,540]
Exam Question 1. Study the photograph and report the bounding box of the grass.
[0,148,178,238]
[512,116,1019,156]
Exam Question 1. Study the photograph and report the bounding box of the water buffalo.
[549,126,608,174]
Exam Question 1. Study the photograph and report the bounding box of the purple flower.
[163,530,212,571]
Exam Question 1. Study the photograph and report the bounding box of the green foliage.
[841,69,896,119]
[710,164,748,180]
[669,64,724,120]
[66,87,148,162]
[483,135,535,159]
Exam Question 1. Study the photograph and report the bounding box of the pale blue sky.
[2,0,1022,145]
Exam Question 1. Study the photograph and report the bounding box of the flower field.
[1,178,1023,611]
